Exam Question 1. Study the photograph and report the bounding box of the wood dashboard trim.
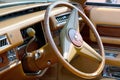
[97,25,120,38]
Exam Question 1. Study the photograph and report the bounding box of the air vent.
[56,12,70,25]
[0,35,9,48]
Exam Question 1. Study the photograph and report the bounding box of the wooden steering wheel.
[44,1,105,79]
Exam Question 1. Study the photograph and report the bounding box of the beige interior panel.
[90,7,120,45]
[0,6,68,53]
[90,7,120,25]
[0,3,50,16]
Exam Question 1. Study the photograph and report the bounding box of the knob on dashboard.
[26,28,36,37]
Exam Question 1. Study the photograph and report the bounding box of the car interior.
[0,0,120,80]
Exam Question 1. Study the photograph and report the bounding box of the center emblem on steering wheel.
[68,28,83,47]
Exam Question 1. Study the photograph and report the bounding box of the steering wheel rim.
[44,1,105,79]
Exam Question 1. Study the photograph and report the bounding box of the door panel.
[89,7,120,45]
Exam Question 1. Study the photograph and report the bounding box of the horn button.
[68,29,83,47]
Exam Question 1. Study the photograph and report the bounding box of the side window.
[87,0,120,4]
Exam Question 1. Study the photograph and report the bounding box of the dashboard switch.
[35,50,41,60]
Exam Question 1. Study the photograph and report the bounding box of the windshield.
[87,0,120,4]
[0,0,68,3]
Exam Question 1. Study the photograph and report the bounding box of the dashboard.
[0,2,71,79]
[0,1,120,80]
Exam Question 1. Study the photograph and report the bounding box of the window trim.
[86,2,120,7]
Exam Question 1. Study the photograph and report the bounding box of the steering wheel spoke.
[62,8,79,31]
[62,41,76,62]
[60,8,80,62]
[77,41,102,62]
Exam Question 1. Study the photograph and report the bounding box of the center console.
[103,65,120,79]
[91,43,120,79]
[101,46,120,79]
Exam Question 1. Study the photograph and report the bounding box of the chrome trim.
[26,67,48,77]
